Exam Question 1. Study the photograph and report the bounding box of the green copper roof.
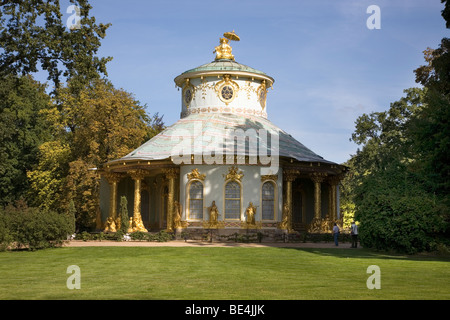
[182,59,268,76]
[111,113,335,165]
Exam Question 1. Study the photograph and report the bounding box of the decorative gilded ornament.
[187,168,206,181]
[257,80,268,110]
[215,74,239,105]
[183,78,195,108]
[223,166,244,182]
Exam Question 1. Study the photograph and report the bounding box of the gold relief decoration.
[164,168,180,179]
[223,166,244,182]
[199,77,215,100]
[243,80,257,100]
[187,168,206,181]
[128,169,148,181]
[103,171,125,184]
[283,169,299,182]
[182,78,195,108]
[310,172,328,183]
[215,74,239,105]
[257,80,268,110]
[261,174,278,182]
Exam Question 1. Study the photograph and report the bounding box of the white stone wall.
[180,164,282,225]
[180,76,268,119]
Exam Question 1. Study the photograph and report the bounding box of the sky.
[57,0,447,164]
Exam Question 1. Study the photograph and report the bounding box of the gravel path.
[64,240,362,249]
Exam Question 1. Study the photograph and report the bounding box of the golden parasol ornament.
[223,30,240,42]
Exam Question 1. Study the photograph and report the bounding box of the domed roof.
[110,113,335,165]
[174,59,274,88]
[183,59,269,76]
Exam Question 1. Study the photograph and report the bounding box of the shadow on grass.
[278,246,450,262]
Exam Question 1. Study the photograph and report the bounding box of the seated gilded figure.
[213,37,234,60]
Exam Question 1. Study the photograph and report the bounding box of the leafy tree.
[0,0,112,94]
[0,75,52,206]
[26,140,71,210]
[28,78,165,230]
[350,88,447,253]
[56,78,160,166]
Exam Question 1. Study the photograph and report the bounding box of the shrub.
[0,204,75,250]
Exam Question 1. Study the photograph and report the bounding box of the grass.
[0,246,449,300]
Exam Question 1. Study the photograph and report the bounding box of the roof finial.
[213,31,240,61]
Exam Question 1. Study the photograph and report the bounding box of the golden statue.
[173,201,182,229]
[104,217,117,232]
[132,216,148,232]
[127,217,134,233]
[213,31,240,61]
[280,203,291,231]
[208,201,219,225]
[245,202,257,226]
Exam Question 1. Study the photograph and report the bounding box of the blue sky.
[60,0,447,164]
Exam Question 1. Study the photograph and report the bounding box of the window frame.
[187,180,204,220]
[223,180,242,220]
[261,180,277,221]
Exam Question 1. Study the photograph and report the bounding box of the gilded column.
[129,169,148,232]
[281,169,298,231]
[164,168,179,232]
[103,172,123,220]
[328,176,340,221]
[310,173,327,220]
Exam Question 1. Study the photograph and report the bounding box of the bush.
[0,204,75,251]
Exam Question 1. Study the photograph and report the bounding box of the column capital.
[310,172,327,184]
[283,169,299,182]
[103,171,125,184]
[129,169,148,181]
[164,168,180,180]
[327,174,342,186]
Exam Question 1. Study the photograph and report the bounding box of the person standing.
[351,221,358,248]
[332,223,340,246]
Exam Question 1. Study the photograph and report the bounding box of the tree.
[350,88,447,253]
[0,0,112,94]
[26,140,70,211]
[56,78,161,167]
[28,78,165,230]
[0,75,52,206]
[119,196,129,234]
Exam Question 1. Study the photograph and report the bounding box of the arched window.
[262,181,275,220]
[188,181,203,219]
[225,181,241,220]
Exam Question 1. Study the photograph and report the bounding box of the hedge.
[0,205,75,251]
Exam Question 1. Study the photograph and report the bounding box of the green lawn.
[0,246,449,300]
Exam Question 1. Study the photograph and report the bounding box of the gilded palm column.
[103,172,123,220]
[310,173,327,220]
[328,176,340,221]
[282,169,298,231]
[129,169,148,232]
[164,168,179,232]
